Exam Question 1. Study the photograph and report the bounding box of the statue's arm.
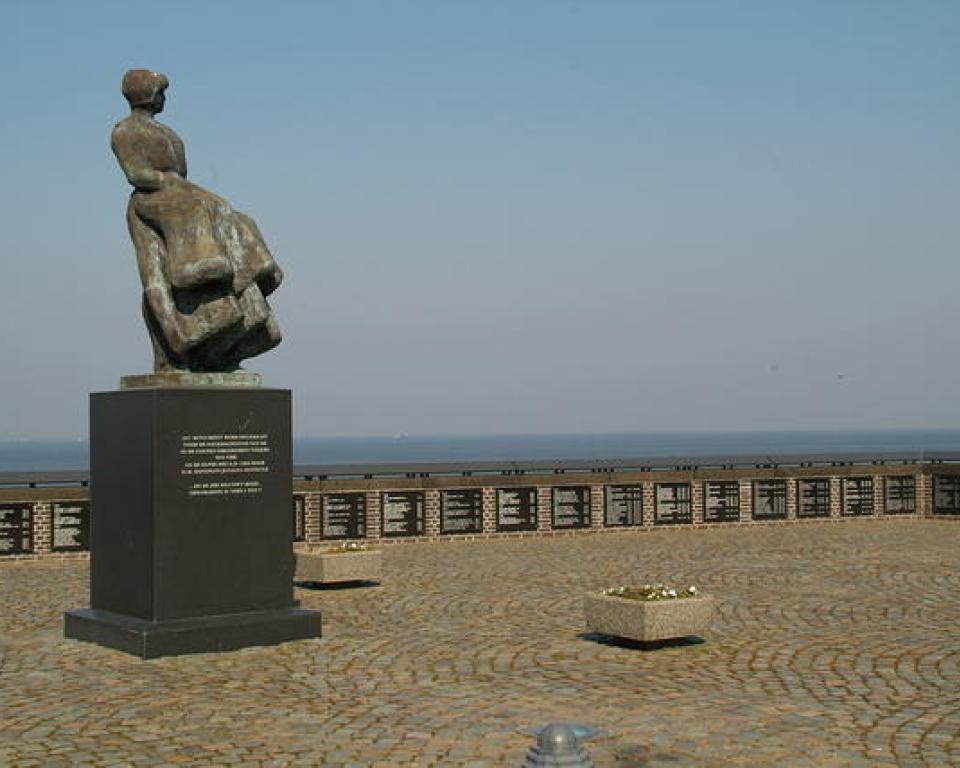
[111,124,178,192]
[173,134,188,178]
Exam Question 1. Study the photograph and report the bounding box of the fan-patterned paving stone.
[0,519,958,766]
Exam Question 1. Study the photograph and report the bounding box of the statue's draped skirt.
[131,182,279,295]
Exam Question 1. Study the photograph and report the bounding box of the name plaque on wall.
[440,489,482,534]
[703,481,740,523]
[655,483,692,525]
[292,495,306,542]
[934,476,960,514]
[797,479,831,518]
[52,501,89,552]
[496,488,537,532]
[382,491,425,537]
[842,477,874,516]
[884,476,916,514]
[605,485,643,527]
[552,487,590,529]
[0,503,32,555]
[753,480,787,520]
[322,493,366,540]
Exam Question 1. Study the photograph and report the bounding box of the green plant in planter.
[322,541,369,554]
[603,583,699,601]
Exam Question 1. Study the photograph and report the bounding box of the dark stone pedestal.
[64,387,321,658]
[64,607,320,658]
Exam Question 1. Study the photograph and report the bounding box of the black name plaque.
[935,476,960,514]
[605,485,643,527]
[703,481,740,523]
[496,488,537,532]
[382,491,424,537]
[655,483,692,525]
[797,479,831,518]
[0,503,32,555]
[440,489,482,534]
[552,487,590,529]
[52,501,90,552]
[323,493,366,540]
[753,480,787,520]
[842,477,874,516]
[293,494,306,542]
[884,476,916,514]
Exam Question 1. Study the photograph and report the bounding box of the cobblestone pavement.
[1,519,959,767]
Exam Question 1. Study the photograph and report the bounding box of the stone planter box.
[295,549,382,584]
[584,592,715,642]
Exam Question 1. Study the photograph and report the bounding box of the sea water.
[2,429,959,472]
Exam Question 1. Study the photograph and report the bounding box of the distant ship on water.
[2,428,959,473]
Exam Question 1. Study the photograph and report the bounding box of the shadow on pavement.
[578,632,706,651]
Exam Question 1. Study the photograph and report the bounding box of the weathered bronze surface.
[112,69,283,373]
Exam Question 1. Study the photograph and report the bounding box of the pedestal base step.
[64,606,321,659]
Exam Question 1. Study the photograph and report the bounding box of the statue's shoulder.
[111,115,138,148]
[112,115,165,163]
[111,113,158,145]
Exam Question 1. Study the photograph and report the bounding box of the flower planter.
[584,591,714,642]
[295,549,382,584]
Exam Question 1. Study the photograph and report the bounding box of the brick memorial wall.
[1,460,958,559]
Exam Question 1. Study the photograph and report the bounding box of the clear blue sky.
[1,1,957,439]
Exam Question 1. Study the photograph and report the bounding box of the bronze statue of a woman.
[112,69,283,374]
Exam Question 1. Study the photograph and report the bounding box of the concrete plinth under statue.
[64,387,321,658]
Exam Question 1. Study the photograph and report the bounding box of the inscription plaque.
[655,483,692,525]
[496,488,537,532]
[52,501,90,552]
[552,487,590,529]
[0,503,32,555]
[797,479,831,518]
[703,481,740,523]
[842,477,874,516]
[934,476,960,514]
[440,489,482,535]
[292,495,306,542]
[884,476,916,514]
[322,493,366,539]
[753,480,787,520]
[178,431,271,499]
[382,491,424,537]
[605,485,643,527]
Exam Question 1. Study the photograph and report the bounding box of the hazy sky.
[1,1,957,439]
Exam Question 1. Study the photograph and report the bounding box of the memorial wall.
[1,461,958,559]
